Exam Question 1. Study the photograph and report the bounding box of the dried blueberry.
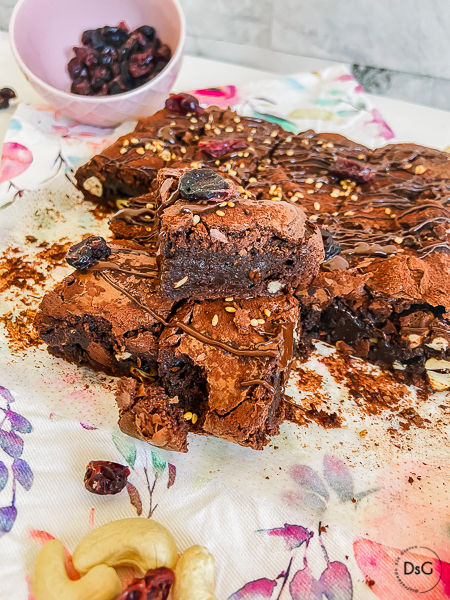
[179,168,229,201]
[199,138,248,158]
[128,51,154,78]
[321,229,341,261]
[136,25,156,41]
[90,28,107,51]
[329,158,375,184]
[66,236,111,270]
[117,567,174,600]
[84,460,130,495]
[165,93,201,115]
[103,25,129,47]
[99,46,119,66]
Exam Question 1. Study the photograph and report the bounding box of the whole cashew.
[172,545,217,600]
[32,539,122,600]
[72,518,178,575]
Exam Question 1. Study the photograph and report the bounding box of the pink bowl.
[9,0,185,127]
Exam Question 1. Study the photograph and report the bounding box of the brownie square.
[157,169,324,300]
[116,379,189,452]
[35,241,174,376]
[157,294,299,449]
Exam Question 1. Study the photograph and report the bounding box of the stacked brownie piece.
[37,93,450,452]
[38,107,325,450]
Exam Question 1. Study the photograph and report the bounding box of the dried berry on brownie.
[156,294,299,449]
[35,240,174,376]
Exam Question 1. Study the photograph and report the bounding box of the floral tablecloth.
[0,65,448,599]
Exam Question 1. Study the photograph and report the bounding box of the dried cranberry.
[117,567,174,600]
[329,158,375,183]
[0,87,16,109]
[136,25,156,42]
[118,21,129,33]
[0,87,16,100]
[321,229,341,261]
[81,29,95,46]
[89,66,112,90]
[108,76,129,95]
[165,93,202,115]
[179,168,229,201]
[68,58,87,79]
[199,138,248,158]
[122,32,148,56]
[71,77,92,95]
[84,460,130,495]
[103,25,129,47]
[66,236,111,270]
[129,51,154,78]
[155,44,171,62]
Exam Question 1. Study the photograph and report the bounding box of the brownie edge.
[116,378,189,452]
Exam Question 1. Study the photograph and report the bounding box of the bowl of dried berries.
[9,0,185,127]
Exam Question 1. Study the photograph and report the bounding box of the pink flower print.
[190,85,238,108]
[354,538,450,599]
[334,74,356,82]
[258,523,313,550]
[228,578,277,599]
[367,109,395,140]
[0,142,33,183]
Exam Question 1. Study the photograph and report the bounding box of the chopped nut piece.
[173,276,188,289]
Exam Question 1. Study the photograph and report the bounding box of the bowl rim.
[8,0,186,103]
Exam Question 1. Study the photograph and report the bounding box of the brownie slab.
[298,252,450,384]
[157,294,299,449]
[35,241,174,376]
[116,379,189,452]
[75,97,286,208]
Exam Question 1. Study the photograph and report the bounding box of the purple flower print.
[0,387,33,536]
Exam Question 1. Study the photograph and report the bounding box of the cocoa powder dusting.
[285,365,342,428]
[0,240,71,352]
[321,353,406,415]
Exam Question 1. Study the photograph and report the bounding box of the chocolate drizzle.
[99,272,279,359]
[241,379,276,394]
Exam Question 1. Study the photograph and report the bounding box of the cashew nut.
[72,518,178,575]
[32,539,121,600]
[82,176,103,197]
[172,545,217,600]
